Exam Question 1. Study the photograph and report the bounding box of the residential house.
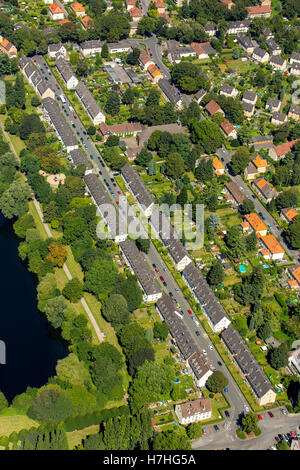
[227,20,251,35]
[246,5,271,18]
[274,139,300,161]
[260,234,285,260]
[262,26,273,39]
[0,37,17,58]
[266,38,281,55]
[204,100,224,117]
[242,101,255,117]
[168,46,196,64]
[290,52,300,65]
[220,119,237,139]
[42,97,78,152]
[204,23,217,37]
[147,63,164,83]
[83,173,127,243]
[220,0,234,9]
[121,162,155,217]
[242,90,258,105]
[212,157,225,176]
[266,97,281,113]
[70,1,85,17]
[48,42,66,59]
[280,207,298,224]
[49,3,64,20]
[80,39,102,56]
[69,148,92,174]
[108,42,132,54]
[182,262,231,332]
[269,55,287,71]
[98,122,142,142]
[191,42,209,60]
[187,351,213,388]
[195,42,216,55]
[138,51,154,71]
[252,135,275,158]
[56,57,78,89]
[153,0,166,14]
[220,83,238,98]
[290,63,300,77]
[75,80,105,125]
[287,265,300,290]
[244,213,268,236]
[158,78,183,110]
[125,0,136,9]
[221,325,276,405]
[224,181,246,206]
[81,15,93,30]
[119,240,162,302]
[271,111,287,126]
[252,47,269,64]
[128,6,142,35]
[253,177,278,203]
[175,399,212,425]
[288,104,300,121]
[245,154,267,180]
[194,89,207,104]
[237,33,257,54]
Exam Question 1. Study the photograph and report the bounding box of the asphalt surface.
[217,146,299,264]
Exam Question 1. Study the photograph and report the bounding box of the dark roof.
[80,39,103,51]
[266,38,280,51]
[272,111,287,122]
[253,47,268,58]
[182,263,229,327]
[243,90,257,103]
[75,81,104,120]
[237,33,255,49]
[221,325,274,398]
[227,20,251,31]
[291,52,300,63]
[225,181,246,204]
[220,83,235,95]
[69,148,91,169]
[194,89,207,102]
[270,55,286,66]
[120,240,161,297]
[42,97,78,149]
[156,295,198,359]
[121,163,154,212]
[158,78,182,104]
[83,173,127,239]
[56,57,76,83]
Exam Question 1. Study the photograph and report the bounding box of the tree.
[0,180,32,219]
[19,114,45,140]
[55,353,91,387]
[84,258,117,299]
[14,74,25,109]
[87,125,96,135]
[126,47,140,65]
[195,159,213,183]
[153,322,169,341]
[268,344,289,370]
[122,88,135,105]
[189,119,224,154]
[105,92,120,116]
[62,278,83,303]
[165,153,185,180]
[257,323,272,342]
[153,431,192,450]
[105,134,120,147]
[13,214,35,239]
[0,390,8,412]
[101,42,109,59]
[207,213,220,230]
[31,96,41,107]
[114,275,143,312]
[44,296,67,329]
[187,422,202,439]
[76,58,89,77]
[245,231,257,252]
[207,260,224,287]
[286,219,300,249]
[28,385,73,424]
[102,293,130,325]
[230,147,250,175]
[206,371,228,393]
[46,241,68,268]
[242,412,259,434]
[241,198,255,215]
[136,237,150,253]
[135,147,152,167]
[224,226,246,258]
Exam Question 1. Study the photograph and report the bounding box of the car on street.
[209,345,213,350]
[116,201,119,205]
[169,292,173,297]
[268,411,274,418]
[290,431,296,438]
[159,276,164,282]
[163,281,167,287]
[74,115,77,119]
[225,410,230,418]
[218,361,222,366]
[214,425,220,432]
[187,309,193,315]
[224,387,229,392]
[244,405,249,412]
[281,408,287,415]
[155,268,159,273]
[274,436,280,443]
[258,414,262,420]
[118,190,121,195]
[202,428,206,435]
[195,331,200,336]
[202,349,207,355]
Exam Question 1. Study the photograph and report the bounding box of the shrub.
[236,428,246,439]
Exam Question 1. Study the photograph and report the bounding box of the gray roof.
[182,263,229,327]
[194,89,207,102]
[80,39,103,51]
[289,104,300,116]
[120,240,161,297]
[291,52,300,63]
[253,47,268,58]
[23,62,37,80]
[221,325,274,399]
[121,162,154,212]
[75,81,104,120]
[243,90,257,103]
[19,54,30,71]
[220,83,235,95]
[36,79,52,97]
[270,55,286,66]
[83,173,127,239]
[31,70,43,88]
[204,23,217,31]
[56,57,76,84]
[227,20,251,31]
[69,148,91,169]
[156,295,198,359]
[158,78,182,104]
[42,97,78,149]
[266,97,280,108]
[48,42,65,53]
[266,38,280,51]
[237,34,256,49]
[272,111,287,122]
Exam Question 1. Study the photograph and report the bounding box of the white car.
[244,405,249,412]
[209,345,213,350]
[202,349,207,355]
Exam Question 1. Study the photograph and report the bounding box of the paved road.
[217,146,299,264]
[192,412,300,450]
[127,35,171,79]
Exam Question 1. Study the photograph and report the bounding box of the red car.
[73,115,77,119]
[258,414,262,420]
[159,276,164,282]
[116,201,119,205]
[155,268,159,273]
[290,431,296,438]
[117,190,121,195]
[187,309,193,315]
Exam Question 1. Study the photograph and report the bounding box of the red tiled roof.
[220,119,235,135]
[275,139,300,158]
[247,5,271,14]
[205,100,223,115]
[129,6,143,17]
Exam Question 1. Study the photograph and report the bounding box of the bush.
[254,427,261,436]
[236,428,246,439]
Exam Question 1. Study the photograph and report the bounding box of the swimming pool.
[239,265,246,273]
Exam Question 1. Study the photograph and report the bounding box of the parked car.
[195,331,200,336]
[202,349,207,355]
[214,425,220,432]
[218,361,222,366]
[268,411,274,418]
[281,408,287,415]
[187,309,193,315]
[258,414,262,420]
[155,268,159,273]
[225,410,230,418]
[209,345,213,350]
[274,436,280,443]
[159,276,164,282]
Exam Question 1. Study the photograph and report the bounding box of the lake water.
[0,212,68,402]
